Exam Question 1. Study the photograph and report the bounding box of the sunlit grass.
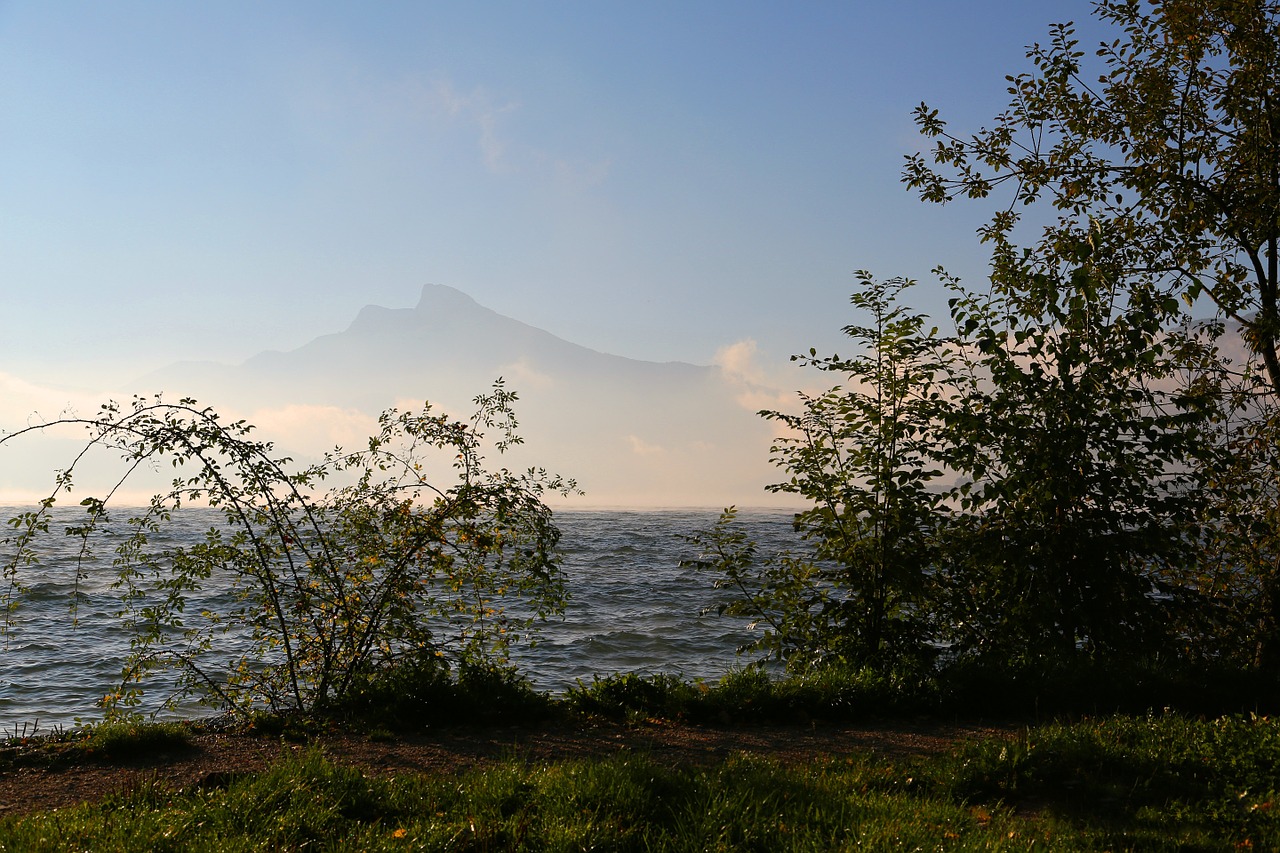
[75,719,193,760]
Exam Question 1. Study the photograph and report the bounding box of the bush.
[338,656,553,729]
[938,656,1280,719]
[0,382,576,720]
[565,665,946,725]
[564,672,700,721]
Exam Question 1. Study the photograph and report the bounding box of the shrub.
[338,655,553,729]
[0,381,576,720]
[564,672,700,721]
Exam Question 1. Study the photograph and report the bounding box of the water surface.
[0,507,802,731]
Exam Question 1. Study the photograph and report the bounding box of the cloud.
[240,404,378,456]
[498,358,554,391]
[276,43,522,177]
[0,373,105,428]
[426,78,517,173]
[551,156,613,190]
[713,339,765,383]
[0,375,169,504]
[276,42,619,190]
[626,435,664,456]
[712,338,807,412]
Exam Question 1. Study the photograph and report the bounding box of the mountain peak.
[415,283,481,313]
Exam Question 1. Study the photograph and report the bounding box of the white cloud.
[712,338,810,412]
[0,373,105,428]
[626,435,664,456]
[713,339,765,383]
[241,404,378,456]
[498,358,554,391]
[426,78,517,174]
[552,156,613,190]
[275,41,522,176]
[0,376,170,504]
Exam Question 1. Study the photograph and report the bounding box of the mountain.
[135,285,788,507]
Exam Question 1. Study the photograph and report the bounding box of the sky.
[0,1,1116,505]
[0,1,1112,383]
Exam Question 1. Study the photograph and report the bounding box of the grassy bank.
[4,714,1280,850]
[5,661,1280,850]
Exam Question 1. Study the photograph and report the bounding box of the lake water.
[0,508,802,732]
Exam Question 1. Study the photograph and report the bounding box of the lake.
[0,507,803,731]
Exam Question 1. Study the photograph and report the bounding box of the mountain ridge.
[132,283,784,507]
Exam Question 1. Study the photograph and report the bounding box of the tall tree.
[904,0,1280,398]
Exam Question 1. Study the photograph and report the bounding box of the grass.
[0,747,1042,851]
[0,718,193,772]
[5,715,1280,850]
[563,658,1280,726]
[4,661,1280,849]
[74,719,193,760]
[930,714,1280,849]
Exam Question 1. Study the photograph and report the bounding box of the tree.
[937,255,1220,664]
[693,259,1221,675]
[901,0,1280,675]
[691,273,951,671]
[0,382,576,717]
[1194,391,1280,668]
[904,0,1280,398]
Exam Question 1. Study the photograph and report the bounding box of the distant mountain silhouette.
[136,285,786,507]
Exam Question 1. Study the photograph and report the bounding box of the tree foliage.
[938,256,1220,663]
[0,382,576,717]
[900,0,1280,672]
[696,264,1222,673]
[1196,396,1280,668]
[702,1,1280,685]
[689,274,950,671]
[904,0,1280,397]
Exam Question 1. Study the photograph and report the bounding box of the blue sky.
[0,0,1105,389]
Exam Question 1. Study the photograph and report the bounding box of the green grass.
[0,719,194,770]
[74,719,193,760]
[0,749,1043,851]
[930,713,1280,849]
[6,715,1280,850]
[5,661,1278,849]
[562,665,942,724]
[564,659,1280,726]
